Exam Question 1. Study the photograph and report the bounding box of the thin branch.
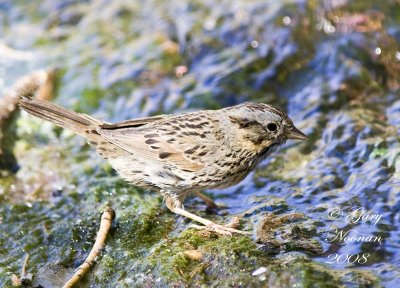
[0,69,55,172]
[62,207,115,288]
[20,254,29,278]
[11,253,30,286]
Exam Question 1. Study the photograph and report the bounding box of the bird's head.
[227,102,308,147]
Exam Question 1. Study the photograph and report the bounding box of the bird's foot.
[190,222,251,236]
[166,201,251,236]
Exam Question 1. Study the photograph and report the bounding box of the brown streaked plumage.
[19,98,307,235]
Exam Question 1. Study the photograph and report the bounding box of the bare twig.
[0,69,54,122]
[11,253,30,286]
[20,254,29,279]
[62,207,115,288]
[0,69,56,172]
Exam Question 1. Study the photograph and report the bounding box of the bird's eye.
[267,123,277,132]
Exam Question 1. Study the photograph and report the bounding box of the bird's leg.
[194,191,219,211]
[164,194,250,236]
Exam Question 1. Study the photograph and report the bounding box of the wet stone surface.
[0,0,400,287]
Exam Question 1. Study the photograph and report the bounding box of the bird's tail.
[19,97,102,138]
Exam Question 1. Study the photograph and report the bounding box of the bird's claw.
[189,223,251,236]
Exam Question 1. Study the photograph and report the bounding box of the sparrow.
[19,98,307,235]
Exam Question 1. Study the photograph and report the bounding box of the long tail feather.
[19,97,102,137]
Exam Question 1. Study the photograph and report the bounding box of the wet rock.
[256,212,324,256]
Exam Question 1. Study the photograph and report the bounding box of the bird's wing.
[99,114,169,129]
[98,113,216,172]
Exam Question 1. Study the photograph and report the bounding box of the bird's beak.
[288,126,308,141]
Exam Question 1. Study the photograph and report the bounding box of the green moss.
[146,230,264,285]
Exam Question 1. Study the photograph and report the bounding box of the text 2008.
[325,253,370,264]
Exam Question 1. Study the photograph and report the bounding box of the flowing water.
[0,0,399,287]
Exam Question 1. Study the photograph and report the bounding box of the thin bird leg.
[194,191,219,210]
[165,194,250,236]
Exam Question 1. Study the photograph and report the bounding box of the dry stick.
[0,69,54,121]
[62,207,115,288]
[0,71,38,119]
[11,253,30,286]
[20,254,29,279]
[0,69,55,171]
